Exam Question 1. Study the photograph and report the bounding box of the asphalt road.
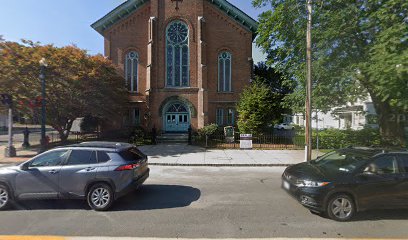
[0,166,408,238]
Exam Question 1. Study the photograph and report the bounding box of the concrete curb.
[0,162,293,167]
[0,237,401,240]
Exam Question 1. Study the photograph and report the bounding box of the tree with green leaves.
[0,39,128,142]
[253,0,408,144]
[254,62,294,112]
[237,80,283,134]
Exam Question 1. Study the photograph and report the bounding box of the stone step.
[157,133,189,143]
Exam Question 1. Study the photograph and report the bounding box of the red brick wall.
[103,0,253,132]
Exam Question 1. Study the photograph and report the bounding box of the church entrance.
[164,102,190,132]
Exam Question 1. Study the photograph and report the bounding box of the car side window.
[97,151,111,163]
[366,155,399,175]
[66,150,97,166]
[30,150,69,167]
[397,154,408,173]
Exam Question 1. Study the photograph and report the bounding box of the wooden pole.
[305,0,313,161]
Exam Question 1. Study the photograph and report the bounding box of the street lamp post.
[39,58,48,152]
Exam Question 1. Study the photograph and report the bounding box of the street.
[0,166,407,238]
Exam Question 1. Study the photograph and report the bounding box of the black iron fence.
[193,133,303,149]
[21,131,99,147]
[193,132,383,150]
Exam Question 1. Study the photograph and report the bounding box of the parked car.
[0,141,149,211]
[282,147,408,221]
[274,123,295,130]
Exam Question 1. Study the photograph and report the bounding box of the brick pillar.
[146,16,157,130]
[197,16,208,129]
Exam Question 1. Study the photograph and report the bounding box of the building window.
[218,52,232,92]
[125,51,139,92]
[130,108,140,126]
[226,108,235,125]
[216,108,224,126]
[166,20,189,87]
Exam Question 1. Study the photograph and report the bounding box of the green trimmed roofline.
[91,0,149,36]
[91,0,258,39]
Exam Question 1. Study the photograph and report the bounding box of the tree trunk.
[371,96,405,146]
[54,119,75,144]
[58,130,69,143]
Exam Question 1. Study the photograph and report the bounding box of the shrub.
[198,124,219,138]
[237,81,276,134]
[297,128,381,149]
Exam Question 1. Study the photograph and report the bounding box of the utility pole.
[315,110,319,158]
[305,0,313,162]
[39,58,48,153]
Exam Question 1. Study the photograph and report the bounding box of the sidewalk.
[140,144,318,166]
[0,143,319,166]
[0,145,38,164]
[0,237,388,240]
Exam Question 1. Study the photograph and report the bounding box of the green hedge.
[297,128,381,149]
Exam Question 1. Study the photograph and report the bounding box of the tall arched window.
[218,52,232,92]
[125,51,139,92]
[166,20,189,87]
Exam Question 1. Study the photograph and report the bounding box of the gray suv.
[0,142,149,211]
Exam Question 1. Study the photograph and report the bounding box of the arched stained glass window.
[125,51,138,92]
[166,20,189,87]
[166,103,188,113]
[218,52,232,92]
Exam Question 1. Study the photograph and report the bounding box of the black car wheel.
[327,194,355,221]
[87,183,114,211]
[0,184,10,210]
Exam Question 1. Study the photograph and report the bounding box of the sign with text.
[240,134,253,149]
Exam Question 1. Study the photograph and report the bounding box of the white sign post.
[240,134,253,150]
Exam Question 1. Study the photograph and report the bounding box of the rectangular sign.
[240,134,253,149]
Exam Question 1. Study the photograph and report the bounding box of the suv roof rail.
[381,147,408,153]
[63,141,134,151]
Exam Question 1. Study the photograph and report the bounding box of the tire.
[327,194,355,221]
[0,184,10,211]
[87,183,114,211]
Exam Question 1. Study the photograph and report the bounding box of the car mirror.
[20,163,29,171]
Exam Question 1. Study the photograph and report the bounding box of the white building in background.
[288,97,378,130]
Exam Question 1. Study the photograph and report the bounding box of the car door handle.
[48,170,59,174]
[85,167,96,172]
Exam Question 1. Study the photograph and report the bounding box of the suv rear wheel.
[0,184,10,210]
[327,194,355,221]
[87,183,114,211]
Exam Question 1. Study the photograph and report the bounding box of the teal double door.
[165,113,189,132]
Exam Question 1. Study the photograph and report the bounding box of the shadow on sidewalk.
[7,184,201,211]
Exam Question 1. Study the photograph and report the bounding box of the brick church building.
[92,0,258,133]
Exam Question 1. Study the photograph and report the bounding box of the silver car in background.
[0,142,149,211]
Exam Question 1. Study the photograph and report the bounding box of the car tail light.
[115,163,140,171]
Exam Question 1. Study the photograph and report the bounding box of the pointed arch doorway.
[164,102,190,133]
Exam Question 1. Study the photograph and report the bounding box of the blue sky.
[0,0,267,63]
